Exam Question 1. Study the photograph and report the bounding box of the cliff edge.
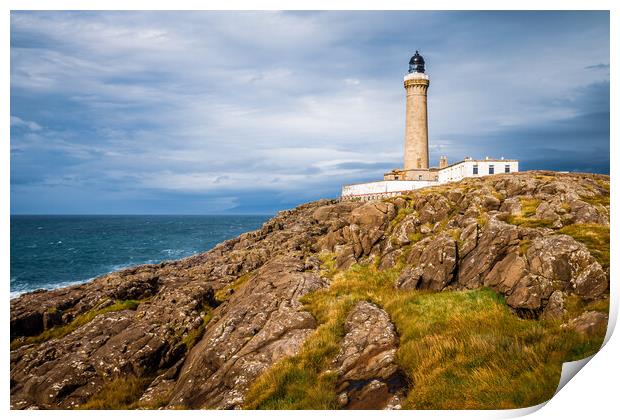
[10,171,610,409]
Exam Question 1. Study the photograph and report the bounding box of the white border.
[2,2,616,419]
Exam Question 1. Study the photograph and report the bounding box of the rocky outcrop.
[563,311,608,335]
[330,301,406,409]
[10,171,610,409]
[165,257,326,409]
[396,234,458,291]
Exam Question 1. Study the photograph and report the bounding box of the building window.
[394,176,399,180]
[473,164,478,175]
[435,176,438,181]
[489,164,495,175]
[505,165,510,173]
[418,175,422,180]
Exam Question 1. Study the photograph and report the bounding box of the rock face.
[331,301,405,409]
[10,171,610,409]
[165,257,326,409]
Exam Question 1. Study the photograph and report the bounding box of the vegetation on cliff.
[245,261,606,409]
[10,171,609,410]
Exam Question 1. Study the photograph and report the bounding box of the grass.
[595,179,610,192]
[518,239,531,257]
[244,263,605,410]
[520,198,541,217]
[500,197,608,269]
[11,300,141,350]
[564,295,610,320]
[389,206,417,232]
[408,231,424,243]
[215,271,254,303]
[386,289,602,409]
[78,376,154,409]
[558,224,610,269]
[505,197,555,228]
[579,194,610,207]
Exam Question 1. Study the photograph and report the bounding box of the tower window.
[489,164,495,175]
[505,165,510,173]
[473,164,478,175]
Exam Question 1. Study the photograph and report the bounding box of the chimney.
[439,155,448,169]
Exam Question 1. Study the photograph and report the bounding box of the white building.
[342,158,519,201]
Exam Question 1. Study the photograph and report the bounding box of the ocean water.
[10,215,270,298]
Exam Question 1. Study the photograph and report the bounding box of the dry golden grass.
[563,294,609,320]
[78,376,153,409]
[505,198,555,228]
[558,223,610,269]
[244,262,606,410]
[579,194,610,207]
[215,271,254,303]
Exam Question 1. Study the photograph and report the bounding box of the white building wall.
[341,180,437,199]
[341,160,519,199]
[438,160,519,183]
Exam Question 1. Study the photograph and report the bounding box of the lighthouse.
[403,51,430,171]
[340,50,519,200]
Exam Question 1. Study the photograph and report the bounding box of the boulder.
[396,234,457,291]
[331,301,405,410]
[527,235,608,300]
[458,217,520,289]
[542,291,566,320]
[563,311,608,335]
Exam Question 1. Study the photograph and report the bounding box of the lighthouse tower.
[403,51,430,171]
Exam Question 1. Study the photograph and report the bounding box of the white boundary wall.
[341,180,437,200]
[341,159,519,199]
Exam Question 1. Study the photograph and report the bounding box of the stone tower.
[403,51,430,170]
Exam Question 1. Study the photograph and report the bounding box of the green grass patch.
[78,375,153,409]
[506,216,555,229]
[317,252,339,279]
[244,262,605,409]
[505,197,556,228]
[520,198,541,217]
[558,223,609,269]
[408,231,424,243]
[215,271,254,303]
[11,300,141,350]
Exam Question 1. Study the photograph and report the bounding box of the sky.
[10,11,610,214]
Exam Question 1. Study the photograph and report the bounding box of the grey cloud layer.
[10,11,609,214]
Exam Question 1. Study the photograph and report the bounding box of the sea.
[10,215,270,298]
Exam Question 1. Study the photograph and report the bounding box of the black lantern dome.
[408,50,425,73]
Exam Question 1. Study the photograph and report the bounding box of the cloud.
[10,11,610,214]
[10,115,41,131]
[585,63,610,70]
